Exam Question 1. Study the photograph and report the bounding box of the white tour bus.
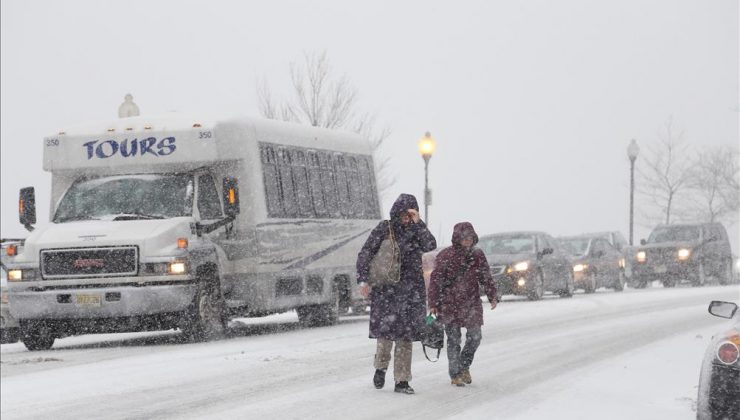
[5,114,380,350]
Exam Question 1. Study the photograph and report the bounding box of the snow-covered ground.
[1,285,738,420]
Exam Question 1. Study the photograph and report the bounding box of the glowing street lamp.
[418,132,436,223]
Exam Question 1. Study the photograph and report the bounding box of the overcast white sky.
[1,0,738,249]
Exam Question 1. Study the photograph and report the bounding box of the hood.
[390,194,419,220]
[451,222,478,246]
[639,239,702,250]
[485,253,535,265]
[16,217,193,261]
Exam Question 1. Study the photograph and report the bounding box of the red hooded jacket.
[428,222,497,327]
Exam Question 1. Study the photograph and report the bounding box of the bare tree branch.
[636,117,693,225]
[257,50,395,196]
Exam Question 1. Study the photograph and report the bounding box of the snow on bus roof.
[53,113,219,136]
[53,113,370,153]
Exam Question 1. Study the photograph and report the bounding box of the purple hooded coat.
[428,222,497,328]
[356,194,437,341]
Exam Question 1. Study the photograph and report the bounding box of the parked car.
[478,231,573,300]
[558,235,625,293]
[1,263,21,344]
[697,300,740,419]
[631,223,734,288]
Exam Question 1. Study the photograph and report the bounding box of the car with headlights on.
[632,223,733,288]
[558,235,625,293]
[478,232,573,300]
[697,300,740,420]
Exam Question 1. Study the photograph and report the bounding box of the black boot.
[394,381,415,394]
[373,369,386,389]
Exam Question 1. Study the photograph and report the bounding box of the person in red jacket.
[428,222,498,386]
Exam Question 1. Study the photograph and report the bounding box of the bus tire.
[181,269,226,342]
[21,325,55,351]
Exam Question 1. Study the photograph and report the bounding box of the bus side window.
[359,156,380,218]
[291,149,313,217]
[334,154,352,218]
[197,174,223,220]
[319,152,340,217]
[261,145,284,217]
[277,147,298,217]
[307,151,328,217]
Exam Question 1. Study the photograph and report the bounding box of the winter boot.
[451,375,466,387]
[462,369,472,384]
[373,369,386,389]
[394,381,415,394]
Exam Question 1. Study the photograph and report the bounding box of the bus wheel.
[182,280,226,341]
[21,325,55,351]
[298,283,340,327]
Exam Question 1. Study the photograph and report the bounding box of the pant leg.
[374,338,393,371]
[393,340,413,382]
[460,327,482,371]
[445,324,463,379]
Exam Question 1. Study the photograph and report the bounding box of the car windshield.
[54,174,194,222]
[648,226,700,243]
[482,235,535,254]
[559,238,590,256]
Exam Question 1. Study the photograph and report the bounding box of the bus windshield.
[54,174,194,222]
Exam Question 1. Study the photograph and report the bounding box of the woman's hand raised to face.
[407,209,420,224]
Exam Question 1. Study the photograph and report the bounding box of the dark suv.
[632,222,734,288]
[478,231,574,300]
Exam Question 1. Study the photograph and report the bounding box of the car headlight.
[636,251,647,263]
[517,278,526,287]
[573,263,587,272]
[677,248,691,260]
[513,261,529,271]
[618,258,625,268]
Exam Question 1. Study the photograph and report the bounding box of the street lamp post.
[627,139,640,246]
[418,132,436,224]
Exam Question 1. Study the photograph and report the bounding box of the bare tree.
[683,146,740,225]
[257,51,395,194]
[637,117,693,225]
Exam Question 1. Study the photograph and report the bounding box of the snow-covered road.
[2,285,738,420]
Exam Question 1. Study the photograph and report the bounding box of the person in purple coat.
[429,222,498,387]
[356,194,437,394]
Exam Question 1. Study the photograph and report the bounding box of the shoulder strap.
[423,345,441,362]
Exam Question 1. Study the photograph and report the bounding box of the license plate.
[654,265,667,274]
[76,294,102,307]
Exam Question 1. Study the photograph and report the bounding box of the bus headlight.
[677,248,691,260]
[168,262,188,275]
[8,270,23,281]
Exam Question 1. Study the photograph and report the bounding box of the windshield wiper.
[112,213,166,221]
[54,216,101,223]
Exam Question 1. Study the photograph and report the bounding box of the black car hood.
[639,240,702,250]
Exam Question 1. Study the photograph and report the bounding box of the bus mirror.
[222,177,240,217]
[19,187,37,230]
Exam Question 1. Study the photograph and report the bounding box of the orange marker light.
[177,238,189,249]
[229,188,236,204]
[19,199,24,214]
[7,245,18,256]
